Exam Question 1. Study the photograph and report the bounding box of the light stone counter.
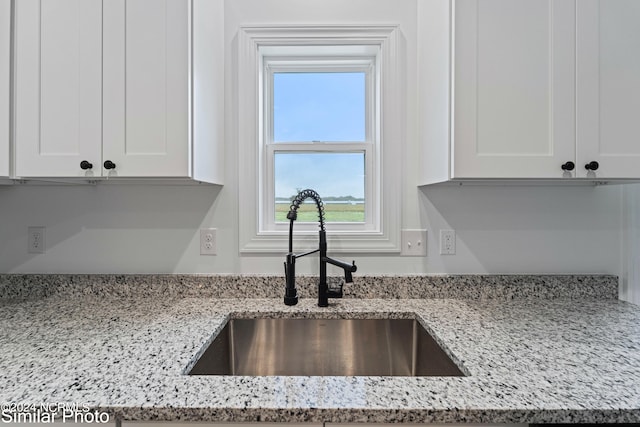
[0,275,637,424]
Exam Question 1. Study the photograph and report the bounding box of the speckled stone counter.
[0,274,618,302]
[0,275,638,424]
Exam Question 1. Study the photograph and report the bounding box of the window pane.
[274,152,365,222]
[273,72,365,142]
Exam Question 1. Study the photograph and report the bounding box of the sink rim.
[185,314,469,377]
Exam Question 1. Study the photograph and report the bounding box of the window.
[271,70,368,224]
[262,47,377,231]
[238,26,402,253]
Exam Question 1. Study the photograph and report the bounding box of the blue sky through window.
[273,72,366,204]
[273,72,366,142]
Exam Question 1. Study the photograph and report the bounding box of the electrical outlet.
[200,228,217,255]
[401,229,427,256]
[28,226,46,254]
[440,229,455,255]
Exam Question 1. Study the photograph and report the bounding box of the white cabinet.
[576,0,640,179]
[14,0,102,178]
[102,0,189,178]
[14,0,224,183]
[0,0,11,179]
[419,0,640,184]
[452,0,575,179]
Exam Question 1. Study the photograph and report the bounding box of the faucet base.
[284,288,298,306]
[284,296,298,306]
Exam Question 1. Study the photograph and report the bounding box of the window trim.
[237,25,403,253]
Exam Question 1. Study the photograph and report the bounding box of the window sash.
[263,143,378,233]
[263,59,376,145]
[260,56,379,233]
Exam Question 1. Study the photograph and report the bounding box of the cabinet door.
[14,0,102,178]
[103,0,189,177]
[0,0,9,178]
[577,0,640,179]
[453,0,576,178]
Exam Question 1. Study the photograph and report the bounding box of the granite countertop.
[0,275,639,424]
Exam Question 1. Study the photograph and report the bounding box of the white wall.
[0,0,625,278]
[0,182,623,275]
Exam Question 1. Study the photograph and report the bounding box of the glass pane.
[273,72,365,142]
[275,152,365,223]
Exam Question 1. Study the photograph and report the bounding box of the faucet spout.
[324,256,357,283]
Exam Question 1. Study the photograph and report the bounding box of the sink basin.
[188,318,465,377]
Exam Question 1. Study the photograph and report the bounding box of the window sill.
[239,229,401,254]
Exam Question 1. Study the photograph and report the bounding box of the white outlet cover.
[440,229,456,255]
[400,229,427,256]
[200,228,217,256]
[28,226,46,254]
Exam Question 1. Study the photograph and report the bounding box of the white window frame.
[238,25,402,253]
[262,49,378,232]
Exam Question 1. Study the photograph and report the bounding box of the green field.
[275,203,364,222]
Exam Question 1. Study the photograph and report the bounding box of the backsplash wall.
[0,183,623,278]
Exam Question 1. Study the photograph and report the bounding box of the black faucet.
[283,189,358,307]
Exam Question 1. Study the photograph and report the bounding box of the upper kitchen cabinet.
[14,0,224,184]
[0,0,11,180]
[453,0,575,180]
[420,0,575,183]
[576,0,640,179]
[102,0,187,178]
[14,0,102,178]
[419,0,640,184]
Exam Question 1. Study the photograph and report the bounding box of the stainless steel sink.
[188,318,465,377]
